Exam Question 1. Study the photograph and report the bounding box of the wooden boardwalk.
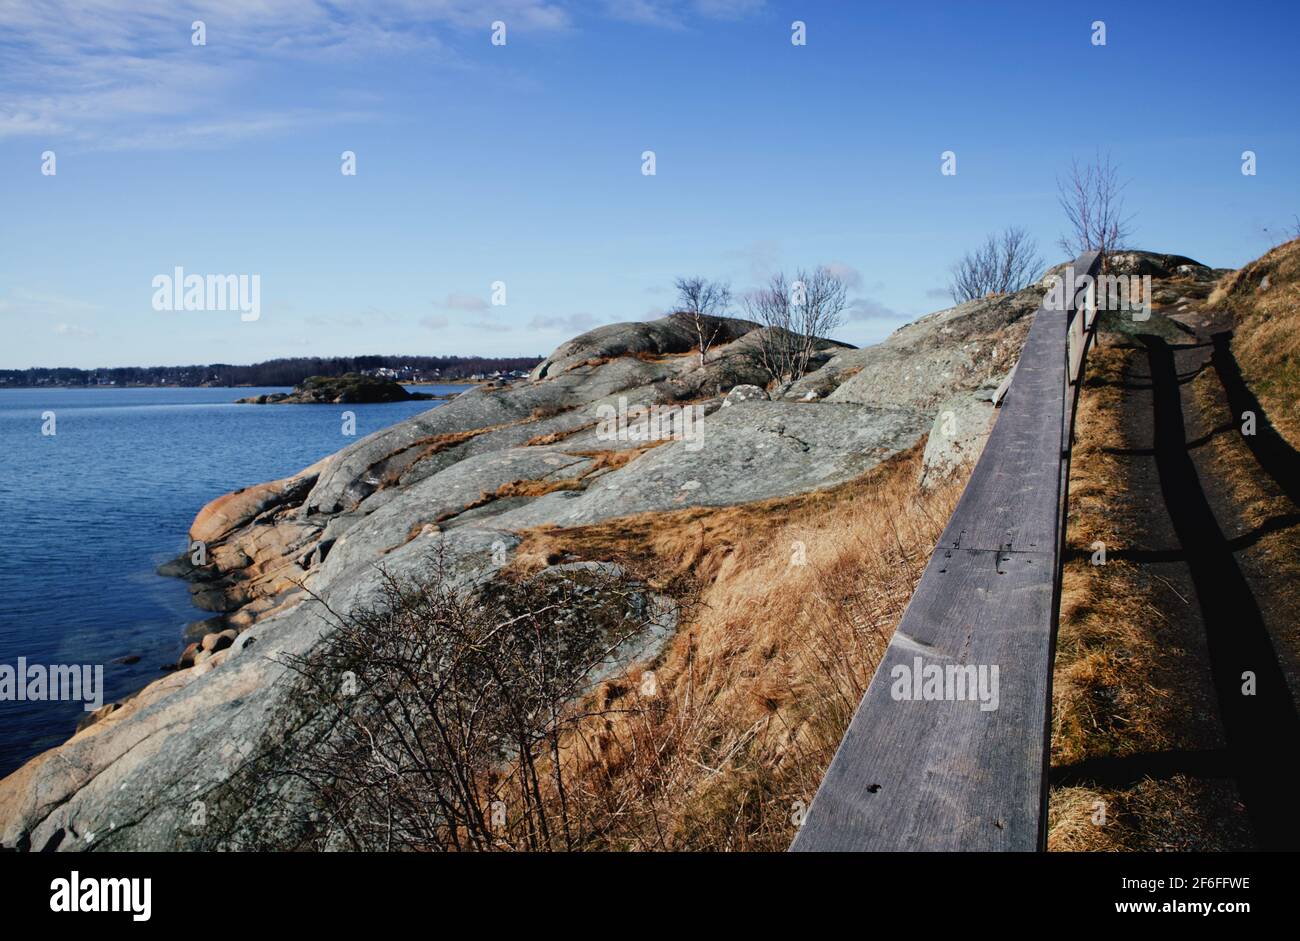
[791,251,1102,851]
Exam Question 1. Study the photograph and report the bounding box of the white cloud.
[0,1,571,148]
[529,313,599,332]
[436,292,490,312]
[845,297,900,322]
[54,323,97,337]
[605,0,766,29]
[822,261,863,291]
[1,1,765,149]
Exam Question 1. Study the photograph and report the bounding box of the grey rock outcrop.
[919,391,997,488]
[0,282,1062,850]
[530,313,758,380]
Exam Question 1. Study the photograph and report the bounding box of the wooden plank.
[991,363,1016,407]
[933,301,1067,553]
[790,549,1056,851]
[790,251,1102,852]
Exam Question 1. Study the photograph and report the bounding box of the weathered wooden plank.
[791,251,1101,852]
[790,549,1055,851]
[934,301,1067,553]
[991,363,1017,407]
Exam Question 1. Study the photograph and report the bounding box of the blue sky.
[2,0,1297,369]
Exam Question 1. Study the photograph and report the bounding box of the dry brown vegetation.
[1209,236,1300,448]
[502,444,964,849]
[1047,337,1251,851]
[525,421,597,446]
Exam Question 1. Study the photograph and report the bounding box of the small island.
[237,373,437,405]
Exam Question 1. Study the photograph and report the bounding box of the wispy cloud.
[726,239,781,282]
[0,288,101,318]
[845,296,901,322]
[529,312,599,332]
[0,1,572,148]
[436,292,490,312]
[605,0,766,29]
[2,1,767,150]
[822,260,863,291]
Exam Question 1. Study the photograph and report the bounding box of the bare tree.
[671,277,732,365]
[743,267,847,385]
[253,553,679,851]
[1057,150,1134,263]
[948,226,1044,303]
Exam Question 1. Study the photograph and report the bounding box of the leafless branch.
[671,276,732,366]
[742,266,847,386]
[948,226,1043,303]
[1057,150,1135,263]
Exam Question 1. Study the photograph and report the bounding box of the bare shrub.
[948,226,1044,303]
[1057,150,1134,262]
[671,277,732,366]
[259,555,678,851]
[743,266,848,385]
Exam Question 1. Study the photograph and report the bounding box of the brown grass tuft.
[1209,236,1300,447]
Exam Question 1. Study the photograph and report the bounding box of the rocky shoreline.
[0,254,1212,850]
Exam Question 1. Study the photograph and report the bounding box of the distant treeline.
[1,355,544,388]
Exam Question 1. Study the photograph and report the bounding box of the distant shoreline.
[0,381,481,390]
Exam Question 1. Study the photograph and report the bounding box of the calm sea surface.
[0,385,460,776]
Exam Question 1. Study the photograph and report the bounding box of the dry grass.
[525,421,597,446]
[1189,341,1300,706]
[1209,236,1300,448]
[1047,336,1250,851]
[1052,341,1191,766]
[376,426,502,489]
[1050,778,1251,852]
[502,444,966,850]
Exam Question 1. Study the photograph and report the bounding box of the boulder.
[189,457,329,545]
[919,392,997,488]
[722,384,767,406]
[177,643,200,669]
[530,314,759,380]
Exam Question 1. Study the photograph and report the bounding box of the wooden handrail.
[791,250,1103,851]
